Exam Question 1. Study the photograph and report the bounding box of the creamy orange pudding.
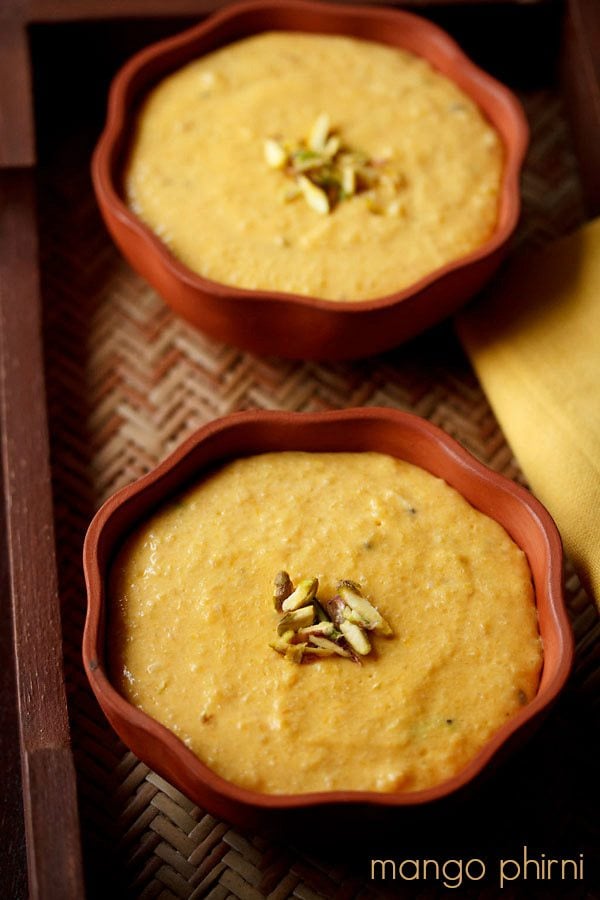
[110,451,542,794]
[125,32,503,301]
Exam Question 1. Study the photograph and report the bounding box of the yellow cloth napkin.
[457,217,600,606]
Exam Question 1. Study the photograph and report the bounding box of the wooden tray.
[1,2,599,898]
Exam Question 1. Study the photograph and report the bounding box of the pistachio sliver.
[269,627,296,655]
[264,138,287,169]
[324,594,346,627]
[337,580,393,636]
[343,606,370,628]
[273,570,294,611]
[291,149,327,172]
[281,576,318,612]
[313,599,331,623]
[309,635,352,658]
[298,622,339,639]
[323,135,340,158]
[298,175,330,215]
[341,164,356,197]
[308,112,330,152]
[285,642,306,664]
[277,604,315,635]
[340,621,371,656]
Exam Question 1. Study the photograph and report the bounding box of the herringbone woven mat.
[39,91,599,899]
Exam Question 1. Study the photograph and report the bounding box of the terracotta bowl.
[83,408,573,827]
[91,0,529,360]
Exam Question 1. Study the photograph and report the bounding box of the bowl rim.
[83,407,573,810]
[91,0,530,313]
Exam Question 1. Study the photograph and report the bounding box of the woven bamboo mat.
[39,90,599,900]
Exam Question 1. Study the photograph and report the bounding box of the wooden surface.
[0,2,599,898]
[561,0,600,215]
[0,15,35,166]
[0,455,27,900]
[0,170,85,898]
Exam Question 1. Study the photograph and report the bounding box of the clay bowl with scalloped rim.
[91,0,529,360]
[83,408,572,827]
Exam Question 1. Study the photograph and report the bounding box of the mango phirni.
[109,452,542,795]
[125,32,503,301]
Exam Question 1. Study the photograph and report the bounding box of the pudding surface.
[110,451,542,794]
[125,32,504,301]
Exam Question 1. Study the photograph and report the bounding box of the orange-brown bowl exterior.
[92,0,529,360]
[83,408,573,827]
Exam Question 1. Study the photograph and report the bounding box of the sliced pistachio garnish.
[298,622,339,639]
[309,635,352,658]
[264,115,405,214]
[270,573,393,664]
[314,600,330,623]
[286,642,306,664]
[277,605,315,635]
[281,576,318,612]
[341,164,356,198]
[273,570,294,611]
[343,606,369,628]
[292,149,327,172]
[324,595,346,627]
[298,175,330,215]
[337,580,393,637]
[340,621,371,656]
[323,135,340,158]
[264,138,287,169]
[309,112,330,152]
[269,637,292,655]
